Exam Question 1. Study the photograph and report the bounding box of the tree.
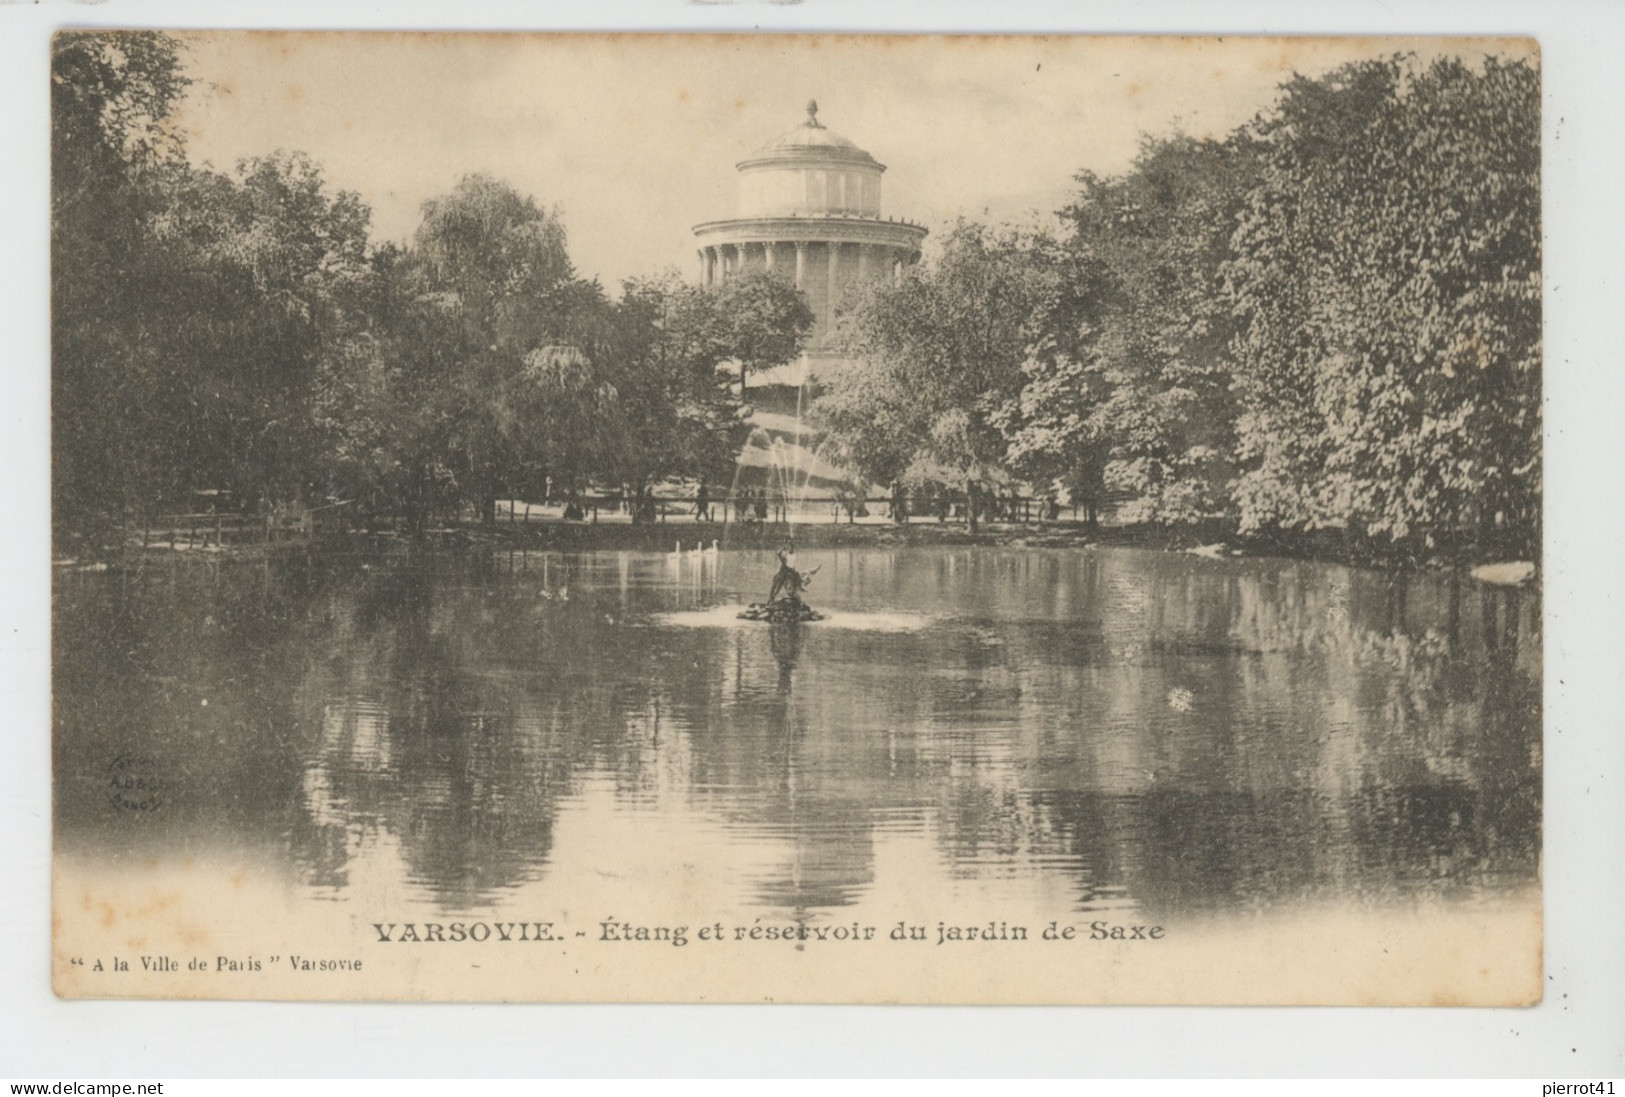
[713,269,814,399]
[998,337,1114,529]
[1000,134,1258,529]
[1079,135,1254,525]
[809,352,920,495]
[598,273,753,515]
[154,152,376,508]
[51,31,192,550]
[1224,55,1541,559]
[53,32,385,547]
[394,174,585,525]
[818,221,1056,530]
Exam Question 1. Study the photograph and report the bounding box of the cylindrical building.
[693,101,928,373]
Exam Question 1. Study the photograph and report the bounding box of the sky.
[169,33,1531,291]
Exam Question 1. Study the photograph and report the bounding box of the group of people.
[556,481,1066,526]
[905,485,1061,525]
[690,484,779,524]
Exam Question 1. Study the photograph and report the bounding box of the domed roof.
[740,100,881,169]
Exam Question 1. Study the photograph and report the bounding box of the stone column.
[826,242,842,339]
[857,243,870,283]
[794,242,807,288]
[697,250,707,286]
[734,243,749,276]
[764,242,776,273]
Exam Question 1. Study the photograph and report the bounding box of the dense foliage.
[53,32,193,546]
[1225,57,1540,558]
[819,221,1057,531]
[815,52,1539,561]
[52,32,810,550]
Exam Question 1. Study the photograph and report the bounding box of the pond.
[54,544,1540,927]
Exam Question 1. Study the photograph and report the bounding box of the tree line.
[52,31,812,551]
[816,53,1539,562]
[54,35,1538,566]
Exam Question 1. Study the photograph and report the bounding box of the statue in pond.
[739,546,824,623]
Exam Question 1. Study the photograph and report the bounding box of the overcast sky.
[170,33,1530,291]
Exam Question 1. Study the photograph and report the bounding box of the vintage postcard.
[51,31,1541,1003]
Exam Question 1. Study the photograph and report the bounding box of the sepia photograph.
[48,30,1543,1006]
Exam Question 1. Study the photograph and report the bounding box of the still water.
[55,545,1540,922]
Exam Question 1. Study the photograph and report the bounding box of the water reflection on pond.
[54,545,1540,922]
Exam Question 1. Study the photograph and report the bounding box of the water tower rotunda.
[693,101,928,361]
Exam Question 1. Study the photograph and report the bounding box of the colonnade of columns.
[697,240,915,289]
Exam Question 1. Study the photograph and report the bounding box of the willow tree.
[397,174,584,525]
